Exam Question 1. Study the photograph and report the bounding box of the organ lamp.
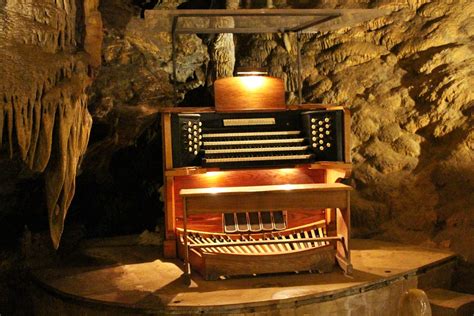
[214,67,285,111]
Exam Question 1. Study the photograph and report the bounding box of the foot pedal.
[273,211,286,230]
[260,211,274,231]
[248,212,261,232]
[223,213,237,233]
[236,212,250,232]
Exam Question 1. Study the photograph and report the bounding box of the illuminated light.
[278,168,298,175]
[240,75,265,90]
[208,187,226,194]
[235,67,268,76]
[205,171,223,177]
[280,184,295,191]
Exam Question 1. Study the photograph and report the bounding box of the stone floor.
[31,238,456,315]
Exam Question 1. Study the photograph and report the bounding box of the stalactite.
[0,0,101,248]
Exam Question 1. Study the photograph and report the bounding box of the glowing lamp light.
[280,184,295,191]
[235,67,268,76]
[205,171,223,177]
[240,76,265,90]
[208,187,225,194]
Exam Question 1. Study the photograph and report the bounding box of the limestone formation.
[90,0,473,276]
[0,0,102,248]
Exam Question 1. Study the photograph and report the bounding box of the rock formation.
[86,0,473,290]
[0,0,472,294]
[0,0,102,248]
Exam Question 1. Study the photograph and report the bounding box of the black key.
[273,211,286,230]
[260,211,273,231]
[236,212,249,232]
[248,212,261,232]
[224,213,237,233]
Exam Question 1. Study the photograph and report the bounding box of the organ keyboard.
[160,104,353,282]
[171,108,346,169]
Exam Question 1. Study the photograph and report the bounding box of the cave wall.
[0,0,471,303]
[87,0,473,289]
[245,0,473,290]
[0,0,102,248]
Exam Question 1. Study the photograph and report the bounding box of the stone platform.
[31,238,456,315]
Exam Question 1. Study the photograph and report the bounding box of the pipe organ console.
[160,77,352,282]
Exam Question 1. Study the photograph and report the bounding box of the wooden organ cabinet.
[160,76,352,282]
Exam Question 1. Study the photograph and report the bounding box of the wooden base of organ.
[160,104,352,282]
[179,183,351,281]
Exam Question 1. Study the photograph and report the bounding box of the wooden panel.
[181,183,351,197]
[336,192,352,274]
[203,245,335,279]
[164,176,176,239]
[162,113,173,169]
[173,168,325,215]
[184,188,350,214]
[214,77,285,112]
[343,108,352,164]
[158,107,216,113]
[157,104,343,114]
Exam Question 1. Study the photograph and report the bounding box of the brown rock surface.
[83,0,472,291]
[0,0,472,297]
[0,0,100,248]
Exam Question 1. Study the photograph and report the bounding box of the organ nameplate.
[223,118,275,126]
